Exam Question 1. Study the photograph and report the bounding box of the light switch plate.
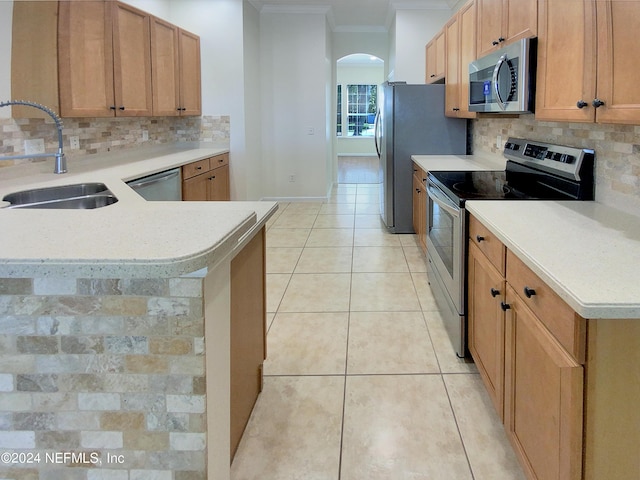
[69,136,80,150]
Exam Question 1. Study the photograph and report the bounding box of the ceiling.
[248,0,461,31]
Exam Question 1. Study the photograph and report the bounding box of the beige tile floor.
[231,183,526,480]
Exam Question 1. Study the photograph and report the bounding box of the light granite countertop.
[0,143,278,278]
[466,200,640,319]
[411,151,507,173]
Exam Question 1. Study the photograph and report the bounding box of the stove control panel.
[503,137,594,181]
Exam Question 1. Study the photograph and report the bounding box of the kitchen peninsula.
[0,145,277,480]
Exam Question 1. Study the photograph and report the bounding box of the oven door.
[426,180,464,313]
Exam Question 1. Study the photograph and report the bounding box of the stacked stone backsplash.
[0,115,230,168]
[472,116,640,215]
[0,275,208,479]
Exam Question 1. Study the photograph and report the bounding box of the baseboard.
[260,196,328,203]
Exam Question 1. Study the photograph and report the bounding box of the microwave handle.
[492,54,508,111]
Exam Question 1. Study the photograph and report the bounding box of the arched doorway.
[336,54,384,183]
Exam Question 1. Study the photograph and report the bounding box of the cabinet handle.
[592,98,605,108]
[492,40,499,46]
[196,166,202,170]
[422,178,427,182]
[500,302,511,311]
[430,74,436,78]
[476,235,485,242]
[576,100,588,109]
[177,107,187,111]
[452,107,460,111]
[498,37,505,43]
[209,176,216,180]
[490,288,500,297]
[109,106,117,110]
[119,106,125,111]
[523,286,536,298]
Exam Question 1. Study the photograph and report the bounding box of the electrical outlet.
[142,130,149,141]
[306,127,314,135]
[69,136,80,150]
[289,174,296,183]
[24,138,45,155]
[496,135,502,149]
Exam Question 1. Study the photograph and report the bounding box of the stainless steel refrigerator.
[375,82,467,233]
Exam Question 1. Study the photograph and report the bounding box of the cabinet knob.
[476,235,485,242]
[500,302,511,311]
[523,286,536,298]
[592,98,605,108]
[576,100,588,109]
[490,288,500,297]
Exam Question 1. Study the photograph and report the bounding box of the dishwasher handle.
[127,169,180,189]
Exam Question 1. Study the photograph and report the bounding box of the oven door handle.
[427,183,460,218]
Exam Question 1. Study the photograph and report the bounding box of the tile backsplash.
[0,114,230,167]
[472,116,640,216]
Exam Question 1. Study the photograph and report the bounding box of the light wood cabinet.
[445,0,477,118]
[536,0,640,124]
[58,1,153,117]
[467,236,505,419]
[476,0,537,57]
[425,30,446,84]
[412,164,427,254]
[230,226,266,461]
[150,18,202,116]
[468,213,640,480]
[504,285,584,480]
[182,153,230,201]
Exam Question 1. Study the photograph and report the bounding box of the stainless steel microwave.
[469,38,536,113]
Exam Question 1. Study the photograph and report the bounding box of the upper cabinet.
[12,1,200,119]
[444,0,477,118]
[536,0,640,125]
[476,0,537,57]
[150,18,202,116]
[58,1,153,117]
[425,30,446,84]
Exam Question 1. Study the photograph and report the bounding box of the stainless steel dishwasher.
[126,168,182,201]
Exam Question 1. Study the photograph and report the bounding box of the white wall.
[393,8,452,83]
[259,11,330,200]
[0,1,14,118]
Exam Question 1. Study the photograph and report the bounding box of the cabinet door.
[150,16,180,116]
[58,1,115,117]
[444,16,460,116]
[468,242,505,419]
[112,2,153,117]
[178,29,202,116]
[208,165,230,201]
[503,0,537,46]
[504,286,583,480]
[535,0,597,122]
[457,1,477,119]
[594,0,640,125]
[230,227,266,460]
[476,0,503,57]
[425,30,445,83]
[182,172,209,201]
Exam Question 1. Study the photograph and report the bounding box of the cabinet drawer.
[468,214,506,274]
[506,250,586,363]
[210,153,229,169]
[183,158,210,180]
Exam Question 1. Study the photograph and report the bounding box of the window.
[336,84,377,137]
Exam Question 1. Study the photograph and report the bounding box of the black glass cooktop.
[428,162,585,206]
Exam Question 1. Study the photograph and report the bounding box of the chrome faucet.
[0,100,67,174]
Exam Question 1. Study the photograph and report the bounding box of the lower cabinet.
[412,164,427,254]
[230,227,266,461]
[503,285,584,480]
[468,213,639,480]
[182,153,230,201]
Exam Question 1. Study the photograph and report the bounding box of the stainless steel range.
[426,137,595,357]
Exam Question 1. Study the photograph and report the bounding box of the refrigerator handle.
[374,108,381,158]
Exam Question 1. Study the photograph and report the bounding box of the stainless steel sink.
[2,183,118,209]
